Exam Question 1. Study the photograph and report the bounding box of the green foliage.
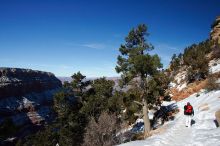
[53,90,75,119]
[170,53,182,71]
[71,71,86,88]
[115,24,169,126]
[92,78,115,98]
[119,86,142,123]
[23,88,86,146]
[23,76,123,144]
[22,126,59,146]
[63,81,71,89]
[116,24,162,80]
[81,78,115,119]
[53,89,87,146]
[125,103,140,123]
[0,118,19,139]
[108,91,124,115]
[170,40,214,83]
[71,71,90,96]
[138,71,170,106]
[120,72,170,123]
[115,24,163,104]
[183,40,214,82]
[169,39,214,83]
[58,112,87,146]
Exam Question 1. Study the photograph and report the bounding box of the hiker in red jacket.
[184,102,194,127]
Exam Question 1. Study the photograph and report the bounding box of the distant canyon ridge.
[0,68,62,140]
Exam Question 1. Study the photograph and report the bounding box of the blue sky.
[0,0,220,77]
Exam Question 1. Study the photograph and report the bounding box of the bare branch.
[134,100,143,106]
[134,113,143,117]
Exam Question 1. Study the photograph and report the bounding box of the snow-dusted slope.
[209,59,220,74]
[119,90,220,146]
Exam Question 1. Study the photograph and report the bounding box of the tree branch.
[134,113,143,117]
[134,100,143,106]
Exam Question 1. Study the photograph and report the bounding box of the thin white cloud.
[81,43,106,49]
[64,41,119,50]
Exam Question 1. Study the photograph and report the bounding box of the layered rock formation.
[0,68,62,127]
[210,16,220,44]
[0,68,61,98]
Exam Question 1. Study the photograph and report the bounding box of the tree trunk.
[140,75,151,138]
[143,98,151,138]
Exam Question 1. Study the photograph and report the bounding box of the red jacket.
[184,104,194,115]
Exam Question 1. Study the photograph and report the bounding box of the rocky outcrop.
[210,16,220,44]
[0,68,61,98]
[0,68,62,128]
[215,109,220,127]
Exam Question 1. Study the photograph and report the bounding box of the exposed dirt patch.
[215,109,220,126]
[150,125,167,135]
[198,103,209,111]
[170,80,208,101]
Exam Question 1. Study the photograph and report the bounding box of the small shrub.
[82,112,121,146]
[206,76,220,91]
[198,103,209,111]
[131,133,144,141]
[0,118,18,139]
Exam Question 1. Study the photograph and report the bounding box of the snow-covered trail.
[119,90,220,146]
[156,116,193,145]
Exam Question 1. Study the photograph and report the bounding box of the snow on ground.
[169,82,177,88]
[209,59,220,74]
[161,100,176,106]
[148,110,154,120]
[119,90,220,146]
[210,64,220,74]
[177,82,187,91]
[170,69,187,91]
[174,70,187,85]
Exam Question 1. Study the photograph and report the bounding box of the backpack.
[185,105,193,114]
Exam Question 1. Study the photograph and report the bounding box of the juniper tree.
[80,77,115,119]
[71,71,90,96]
[170,53,181,71]
[183,40,213,82]
[115,24,162,137]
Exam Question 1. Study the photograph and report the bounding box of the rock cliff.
[0,68,61,98]
[0,68,62,128]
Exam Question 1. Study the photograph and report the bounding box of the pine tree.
[71,71,90,96]
[115,24,162,138]
[80,77,115,119]
[182,40,213,82]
